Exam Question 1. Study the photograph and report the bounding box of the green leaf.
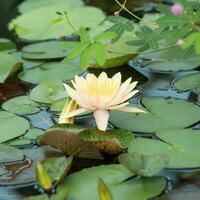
[19,0,83,13]
[183,32,200,54]
[173,72,200,94]
[19,62,82,84]
[24,128,44,140]
[30,79,67,104]
[128,128,200,168]
[106,16,134,42]
[80,45,94,70]
[62,42,90,64]
[0,38,16,52]
[0,53,22,83]
[139,46,200,72]
[22,41,69,60]
[0,144,24,163]
[94,32,117,42]
[56,164,166,200]
[119,153,169,177]
[93,42,106,66]
[110,97,200,133]
[10,6,105,41]
[2,95,40,115]
[79,27,91,43]
[0,111,30,143]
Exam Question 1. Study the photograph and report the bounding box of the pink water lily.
[60,72,146,131]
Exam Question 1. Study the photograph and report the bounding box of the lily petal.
[94,109,109,131]
[117,106,147,113]
[60,108,88,120]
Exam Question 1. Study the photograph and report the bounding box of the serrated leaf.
[93,42,106,66]
[62,42,90,64]
[183,32,200,54]
[80,45,94,70]
[94,32,117,42]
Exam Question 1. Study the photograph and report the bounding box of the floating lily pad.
[110,98,200,133]
[79,128,134,153]
[173,73,200,95]
[50,98,67,112]
[40,130,103,160]
[0,144,24,163]
[139,46,200,72]
[119,153,169,177]
[19,62,82,84]
[56,164,166,200]
[30,79,68,104]
[9,6,105,41]
[19,0,84,13]
[0,53,22,83]
[128,128,200,168]
[6,128,45,146]
[12,52,44,70]
[0,111,30,143]
[0,38,16,52]
[22,41,70,60]
[25,128,44,140]
[2,95,40,115]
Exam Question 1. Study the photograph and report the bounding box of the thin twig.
[114,0,142,21]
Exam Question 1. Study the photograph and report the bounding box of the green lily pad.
[0,53,22,83]
[9,6,105,41]
[12,52,44,70]
[30,79,68,104]
[50,98,67,112]
[19,62,82,84]
[79,128,134,153]
[0,111,30,143]
[56,164,166,200]
[5,128,44,146]
[25,128,44,140]
[128,128,200,168]
[119,153,169,177]
[2,95,40,115]
[0,38,16,52]
[110,98,200,133]
[0,144,24,163]
[139,46,200,72]
[173,73,200,95]
[22,41,70,60]
[19,0,83,13]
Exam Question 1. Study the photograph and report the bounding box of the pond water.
[0,0,200,200]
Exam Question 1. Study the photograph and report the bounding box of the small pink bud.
[171,4,184,15]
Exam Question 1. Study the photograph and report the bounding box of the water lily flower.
[60,72,146,131]
[171,4,184,15]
